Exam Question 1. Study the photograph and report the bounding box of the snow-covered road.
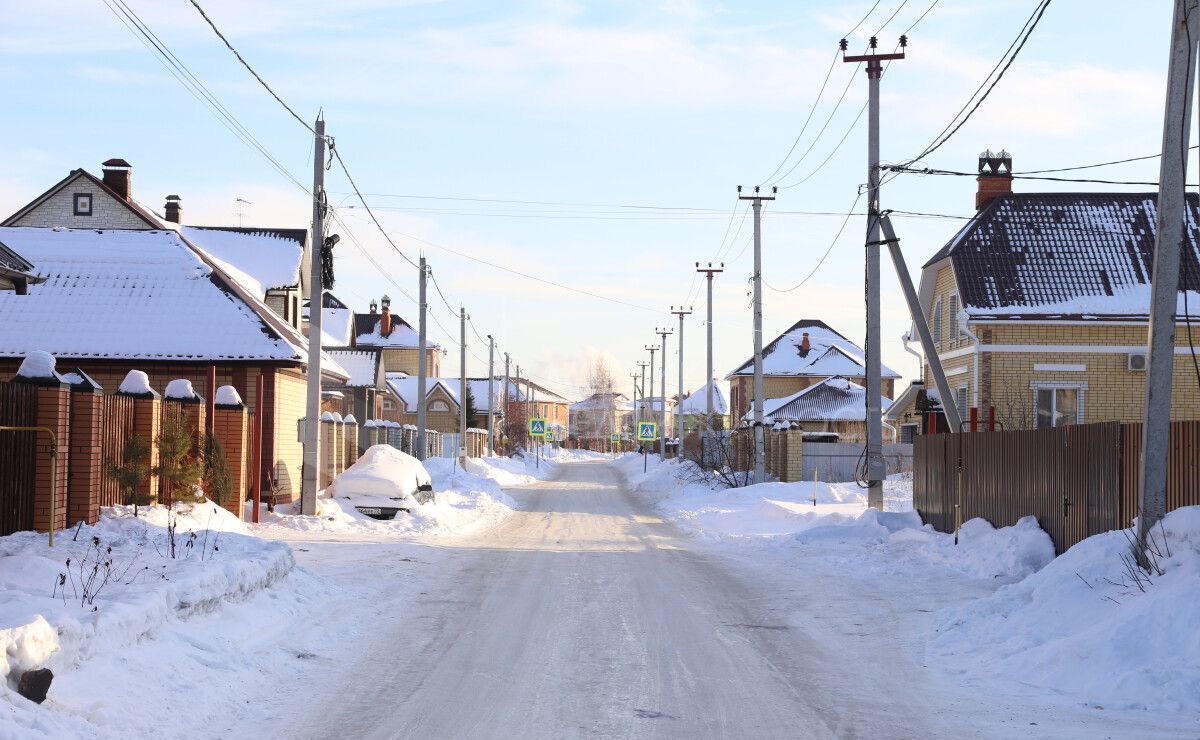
[270,460,1184,740]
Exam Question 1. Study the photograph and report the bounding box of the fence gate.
[98,394,137,508]
[0,382,38,535]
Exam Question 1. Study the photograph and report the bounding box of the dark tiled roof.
[928,193,1200,311]
[352,312,417,339]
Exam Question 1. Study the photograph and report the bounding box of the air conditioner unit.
[1127,352,1148,371]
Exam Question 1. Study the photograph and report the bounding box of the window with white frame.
[1035,386,1082,428]
[382,399,394,411]
[429,400,450,412]
[948,294,960,343]
[932,297,944,345]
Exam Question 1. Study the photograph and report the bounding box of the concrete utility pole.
[416,256,428,461]
[696,263,724,467]
[630,371,641,441]
[301,115,327,516]
[645,345,658,450]
[1139,0,1199,557]
[459,306,467,469]
[487,335,495,456]
[637,361,648,428]
[503,353,510,448]
[671,306,692,452]
[842,34,906,509]
[515,363,521,446]
[655,327,673,456]
[738,185,775,483]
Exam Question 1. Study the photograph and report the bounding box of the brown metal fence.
[0,382,38,535]
[1118,420,1200,527]
[98,394,136,508]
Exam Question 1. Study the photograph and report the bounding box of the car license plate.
[357,507,382,516]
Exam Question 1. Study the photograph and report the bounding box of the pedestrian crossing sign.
[529,418,547,437]
[637,422,657,441]
[545,430,555,442]
[610,433,620,443]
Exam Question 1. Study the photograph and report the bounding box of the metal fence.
[801,442,912,482]
[0,382,37,535]
[914,420,1200,554]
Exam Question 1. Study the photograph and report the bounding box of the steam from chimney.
[101,158,132,201]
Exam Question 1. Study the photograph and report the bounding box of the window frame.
[73,192,93,216]
[428,399,451,413]
[948,293,961,344]
[932,297,944,346]
[1031,382,1086,429]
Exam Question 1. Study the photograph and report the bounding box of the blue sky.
[0,1,1182,400]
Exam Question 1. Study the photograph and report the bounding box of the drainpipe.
[901,330,923,377]
[957,311,981,410]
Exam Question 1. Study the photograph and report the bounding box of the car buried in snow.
[327,444,434,520]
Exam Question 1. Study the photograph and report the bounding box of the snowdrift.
[0,502,293,688]
[934,506,1200,712]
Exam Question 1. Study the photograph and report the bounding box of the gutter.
[958,311,981,409]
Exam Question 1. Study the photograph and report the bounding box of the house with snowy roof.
[0,158,350,503]
[724,319,899,425]
[748,377,894,443]
[569,392,634,443]
[887,150,1200,439]
[0,238,44,294]
[349,295,443,377]
[677,379,729,435]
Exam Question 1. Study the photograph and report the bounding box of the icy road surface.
[278,461,1179,740]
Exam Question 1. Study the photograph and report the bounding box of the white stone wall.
[10,173,152,230]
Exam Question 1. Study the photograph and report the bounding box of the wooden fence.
[98,394,136,509]
[0,383,38,535]
[914,421,1200,553]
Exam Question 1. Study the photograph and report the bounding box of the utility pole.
[637,361,648,428]
[416,256,428,461]
[696,262,723,467]
[487,335,495,456]
[300,115,327,516]
[630,370,641,443]
[1139,0,1199,558]
[738,185,775,483]
[655,327,674,457]
[515,363,522,447]
[459,306,467,469]
[503,352,511,451]
[671,306,692,454]
[842,34,906,509]
[645,344,658,453]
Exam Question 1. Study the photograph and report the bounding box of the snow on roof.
[727,319,900,379]
[569,392,633,411]
[748,377,893,424]
[928,192,1200,318]
[181,226,303,295]
[679,379,728,414]
[321,306,354,347]
[385,373,460,412]
[0,227,307,362]
[325,349,380,387]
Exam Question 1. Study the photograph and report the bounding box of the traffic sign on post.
[545,430,555,443]
[637,422,657,442]
[529,418,547,437]
[610,433,620,443]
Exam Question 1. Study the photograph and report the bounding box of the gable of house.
[726,319,900,379]
[3,167,160,231]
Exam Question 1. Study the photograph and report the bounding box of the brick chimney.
[164,194,182,224]
[101,158,132,201]
[800,331,811,354]
[379,294,392,337]
[976,149,1012,210]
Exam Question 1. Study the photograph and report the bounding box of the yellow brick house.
[887,151,1200,439]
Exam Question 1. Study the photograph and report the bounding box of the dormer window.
[73,193,93,216]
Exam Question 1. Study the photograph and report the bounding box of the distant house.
[887,150,1200,438]
[0,158,349,502]
[570,392,634,443]
[635,396,677,438]
[749,376,894,443]
[725,319,900,424]
[350,296,442,376]
[383,373,464,433]
[677,378,729,434]
[323,348,400,422]
[0,239,44,294]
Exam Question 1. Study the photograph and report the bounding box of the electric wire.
[763,192,864,292]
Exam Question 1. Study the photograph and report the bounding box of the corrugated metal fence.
[915,420,1200,554]
[0,382,38,535]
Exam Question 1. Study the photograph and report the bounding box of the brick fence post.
[214,386,248,519]
[66,373,103,526]
[343,415,358,469]
[118,371,162,507]
[320,413,336,489]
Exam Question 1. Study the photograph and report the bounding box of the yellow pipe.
[0,425,58,547]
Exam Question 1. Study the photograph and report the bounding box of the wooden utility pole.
[696,263,723,467]
[1139,0,1199,557]
[301,115,327,516]
[738,185,775,483]
[843,34,905,509]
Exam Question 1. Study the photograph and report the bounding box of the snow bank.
[0,501,292,692]
[934,506,1200,711]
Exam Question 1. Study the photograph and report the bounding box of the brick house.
[569,392,634,444]
[0,159,350,503]
[725,319,899,426]
[350,296,442,376]
[753,376,894,443]
[886,150,1200,439]
[677,379,729,435]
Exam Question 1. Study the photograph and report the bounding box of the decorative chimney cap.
[978,149,1012,176]
[381,294,391,310]
[369,299,378,313]
[102,158,131,169]
[165,194,181,202]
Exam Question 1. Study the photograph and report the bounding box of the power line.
[882,165,1200,186]
[186,0,314,133]
[764,192,864,293]
[1014,146,1200,174]
[871,0,909,36]
[329,145,421,270]
[902,0,940,34]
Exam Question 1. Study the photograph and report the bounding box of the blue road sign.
[637,422,657,442]
[529,418,547,437]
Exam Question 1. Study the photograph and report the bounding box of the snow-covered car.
[327,445,434,520]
